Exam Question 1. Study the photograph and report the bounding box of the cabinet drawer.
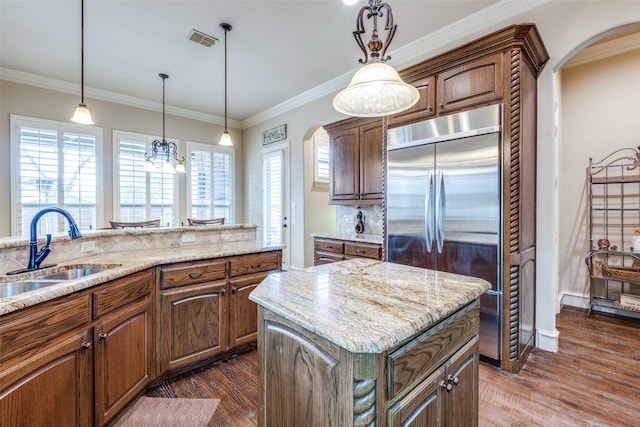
[93,269,152,319]
[228,252,281,277]
[160,259,227,289]
[0,294,91,363]
[314,239,344,254]
[344,242,381,260]
[387,301,479,399]
[314,252,345,265]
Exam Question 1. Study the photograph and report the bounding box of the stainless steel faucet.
[7,207,82,274]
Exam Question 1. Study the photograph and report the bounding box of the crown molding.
[562,31,640,69]
[1,0,549,131]
[0,67,241,128]
[241,0,550,129]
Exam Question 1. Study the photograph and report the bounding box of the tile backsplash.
[336,205,383,236]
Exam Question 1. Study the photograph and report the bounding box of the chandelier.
[333,0,419,117]
[144,73,185,173]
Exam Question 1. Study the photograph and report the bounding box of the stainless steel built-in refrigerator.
[386,104,502,363]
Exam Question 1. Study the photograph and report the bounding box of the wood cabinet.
[257,297,480,426]
[159,251,281,373]
[93,269,155,426]
[324,118,383,205]
[388,338,478,427]
[313,237,381,265]
[0,270,153,427]
[384,24,549,373]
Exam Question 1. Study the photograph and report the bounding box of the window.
[11,115,101,237]
[187,141,234,223]
[114,130,178,226]
[313,131,330,189]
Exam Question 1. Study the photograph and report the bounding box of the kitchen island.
[250,258,491,427]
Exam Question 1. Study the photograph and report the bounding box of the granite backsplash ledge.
[0,225,259,274]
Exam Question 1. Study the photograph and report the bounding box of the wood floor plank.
[144,306,640,426]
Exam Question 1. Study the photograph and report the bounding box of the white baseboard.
[536,327,559,353]
[559,291,590,309]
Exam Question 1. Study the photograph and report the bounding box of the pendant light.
[144,73,185,174]
[70,0,94,125]
[219,23,233,146]
[333,0,419,117]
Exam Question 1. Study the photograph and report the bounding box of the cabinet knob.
[231,287,237,294]
[428,106,433,111]
[439,103,444,109]
[98,333,109,341]
[447,374,459,386]
[80,342,92,350]
[220,289,226,296]
[439,380,453,393]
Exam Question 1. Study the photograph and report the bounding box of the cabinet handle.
[447,374,459,386]
[98,333,109,341]
[439,103,444,109]
[231,287,237,294]
[356,249,365,253]
[250,263,262,269]
[220,289,226,296]
[80,342,92,350]
[439,380,453,393]
[189,272,204,279]
[325,245,333,249]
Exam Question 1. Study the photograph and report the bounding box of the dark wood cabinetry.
[159,251,281,373]
[313,237,381,265]
[0,269,154,427]
[384,24,548,373]
[324,118,383,205]
[388,338,478,427]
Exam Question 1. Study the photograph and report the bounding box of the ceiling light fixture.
[144,73,185,174]
[70,0,94,125]
[333,0,419,117]
[219,23,233,147]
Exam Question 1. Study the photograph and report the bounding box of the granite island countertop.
[249,258,490,354]
[0,240,283,316]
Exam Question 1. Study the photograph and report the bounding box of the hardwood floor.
[145,307,640,426]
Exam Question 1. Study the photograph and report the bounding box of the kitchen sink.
[36,267,108,281]
[0,280,63,298]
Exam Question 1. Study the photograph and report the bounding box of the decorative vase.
[355,207,365,234]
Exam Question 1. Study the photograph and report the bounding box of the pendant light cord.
[223,25,228,132]
[80,0,85,104]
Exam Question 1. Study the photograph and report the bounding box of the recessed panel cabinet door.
[329,126,360,201]
[230,271,272,347]
[161,281,229,372]
[0,329,93,427]
[388,367,444,427]
[94,297,153,426]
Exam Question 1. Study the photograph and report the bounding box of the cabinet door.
[329,126,360,202]
[160,281,228,372]
[387,75,436,127]
[437,53,503,114]
[444,338,479,427]
[94,297,154,426]
[359,121,383,201]
[229,271,271,347]
[0,329,93,427]
[388,366,445,427]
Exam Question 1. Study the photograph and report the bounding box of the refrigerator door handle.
[436,170,445,254]
[425,173,433,252]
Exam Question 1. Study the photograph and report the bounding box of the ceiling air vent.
[188,29,218,47]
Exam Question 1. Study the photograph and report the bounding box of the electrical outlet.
[181,232,196,243]
[80,241,96,253]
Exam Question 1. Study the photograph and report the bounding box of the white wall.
[559,49,640,307]
[0,80,244,235]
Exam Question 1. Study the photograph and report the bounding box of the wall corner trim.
[536,327,559,353]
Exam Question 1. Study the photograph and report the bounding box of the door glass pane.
[263,152,283,244]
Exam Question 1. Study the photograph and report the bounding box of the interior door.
[262,142,290,269]
[387,143,435,269]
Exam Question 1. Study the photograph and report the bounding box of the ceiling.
[0,0,502,126]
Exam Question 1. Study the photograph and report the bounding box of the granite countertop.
[0,240,283,316]
[311,232,383,245]
[249,258,490,354]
